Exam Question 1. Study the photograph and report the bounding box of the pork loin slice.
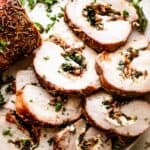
[16,84,82,126]
[53,119,112,150]
[84,91,150,137]
[15,70,39,91]
[96,31,150,96]
[65,0,137,52]
[0,110,33,150]
[0,0,41,71]
[34,41,100,95]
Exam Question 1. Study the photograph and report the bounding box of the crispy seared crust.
[53,129,69,150]
[34,68,100,96]
[0,0,42,71]
[16,89,82,127]
[64,8,131,53]
[95,54,150,96]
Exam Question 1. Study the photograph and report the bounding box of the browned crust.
[16,89,82,127]
[64,6,131,53]
[95,55,150,96]
[0,0,42,72]
[34,66,100,96]
[83,97,149,138]
[53,129,69,150]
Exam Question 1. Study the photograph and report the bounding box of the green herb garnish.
[34,22,45,33]
[43,56,50,60]
[132,0,148,33]
[0,92,5,106]
[19,0,25,5]
[55,102,62,112]
[123,10,129,19]
[0,40,9,53]
[28,0,36,10]
[28,0,57,11]
[47,138,53,145]
[2,128,12,136]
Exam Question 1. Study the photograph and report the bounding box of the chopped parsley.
[61,63,74,72]
[82,3,122,30]
[60,50,87,76]
[55,102,62,112]
[43,56,50,60]
[132,0,148,33]
[34,22,45,33]
[29,99,33,103]
[28,0,36,10]
[47,138,53,145]
[0,40,9,53]
[0,92,5,107]
[123,10,129,19]
[2,128,12,136]
[8,139,32,149]
[19,0,25,5]
[28,0,58,11]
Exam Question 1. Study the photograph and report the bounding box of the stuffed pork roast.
[65,0,137,52]
[34,40,100,95]
[0,0,41,71]
[84,91,150,137]
[15,70,82,126]
[96,31,150,96]
[53,119,112,150]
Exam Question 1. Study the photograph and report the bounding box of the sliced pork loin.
[16,84,82,126]
[15,70,39,91]
[0,0,41,71]
[96,31,150,96]
[65,0,137,52]
[84,91,150,137]
[34,41,100,95]
[0,110,34,150]
[0,109,60,150]
[53,119,112,150]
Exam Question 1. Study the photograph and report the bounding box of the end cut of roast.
[0,0,42,71]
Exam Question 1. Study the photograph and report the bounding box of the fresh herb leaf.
[132,0,148,33]
[47,138,53,145]
[45,23,55,32]
[3,128,12,136]
[0,92,5,106]
[34,22,44,33]
[55,102,62,112]
[61,63,74,72]
[123,10,129,19]
[38,0,58,11]
[0,40,9,53]
[28,0,36,10]
[43,56,50,60]
[19,0,25,5]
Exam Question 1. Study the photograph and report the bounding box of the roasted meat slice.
[16,84,82,126]
[96,31,150,96]
[0,110,33,150]
[84,91,150,137]
[34,41,100,95]
[65,0,137,52]
[0,0,41,71]
[15,70,39,91]
[53,119,112,150]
